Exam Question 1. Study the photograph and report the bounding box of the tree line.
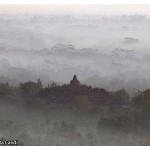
[0,79,149,114]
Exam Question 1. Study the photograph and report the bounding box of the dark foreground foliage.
[0,79,150,145]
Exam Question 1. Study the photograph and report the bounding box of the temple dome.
[70,75,80,87]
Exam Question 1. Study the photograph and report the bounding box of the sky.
[0,5,150,15]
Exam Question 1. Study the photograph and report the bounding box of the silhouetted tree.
[19,79,43,97]
[132,89,150,115]
[110,89,129,105]
[0,82,11,97]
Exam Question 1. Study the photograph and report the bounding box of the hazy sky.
[1,4,150,92]
[0,5,150,15]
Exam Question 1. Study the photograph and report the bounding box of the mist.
[0,96,149,146]
[0,14,150,95]
[0,5,150,146]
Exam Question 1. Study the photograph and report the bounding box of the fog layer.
[0,14,150,95]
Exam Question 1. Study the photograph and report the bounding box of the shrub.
[0,82,11,97]
[19,79,43,97]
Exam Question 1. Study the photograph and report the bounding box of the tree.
[132,89,150,115]
[47,81,58,88]
[19,79,43,97]
[110,89,129,105]
[0,82,11,97]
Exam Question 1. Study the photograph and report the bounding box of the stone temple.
[70,75,80,87]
